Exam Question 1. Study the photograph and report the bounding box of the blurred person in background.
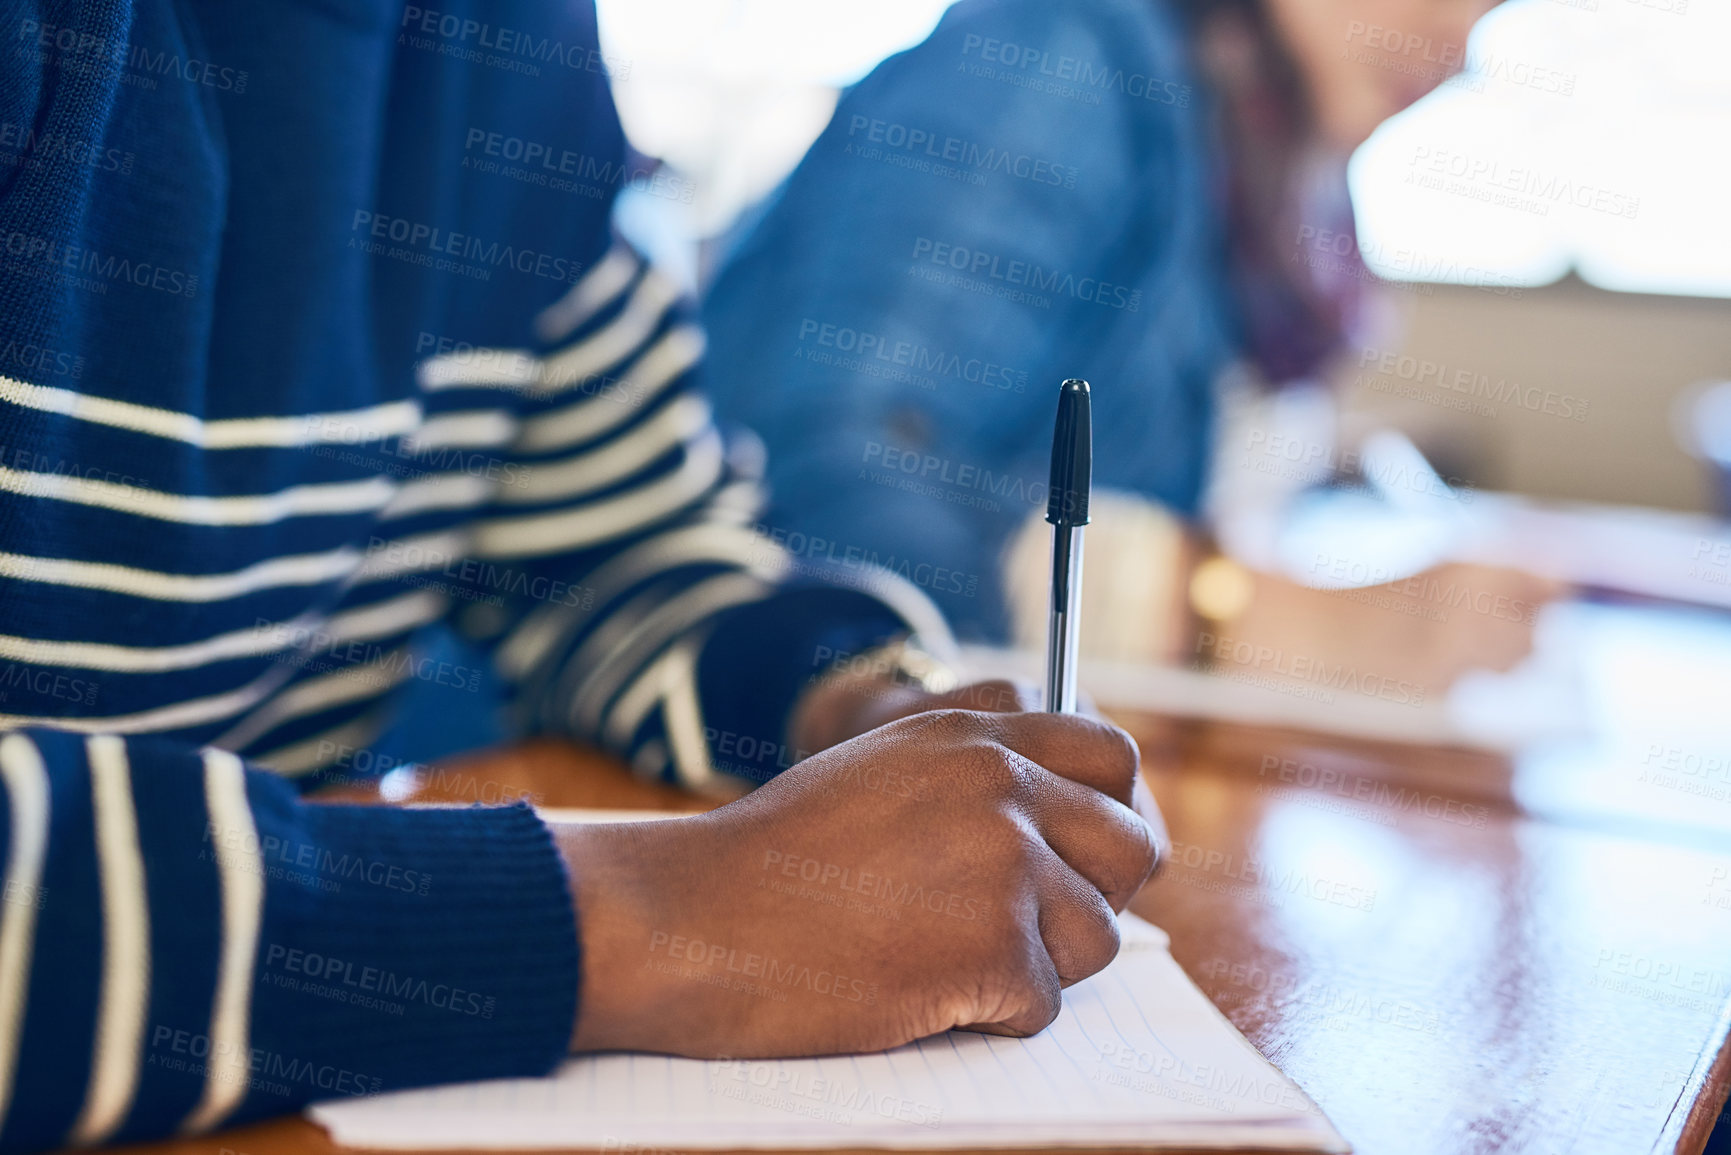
[701,0,1541,671]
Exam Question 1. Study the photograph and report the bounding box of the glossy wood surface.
[103,719,1731,1155]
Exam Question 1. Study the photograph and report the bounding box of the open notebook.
[310,812,1347,1153]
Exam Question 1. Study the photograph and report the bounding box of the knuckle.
[1078,907,1122,975]
[1120,813,1161,894]
[926,707,992,740]
[1081,721,1140,793]
[899,707,988,751]
[1027,982,1063,1033]
[1049,897,1121,981]
[999,967,1061,1035]
[966,741,1033,797]
[972,819,1040,892]
[1089,816,1159,906]
[1145,821,1165,878]
[1105,724,1141,782]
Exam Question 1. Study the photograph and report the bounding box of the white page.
[310,914,1345,1152]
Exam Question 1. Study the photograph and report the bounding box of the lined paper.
[310,915,1346,1152]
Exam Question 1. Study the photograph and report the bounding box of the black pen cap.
[1046,378,1092,527]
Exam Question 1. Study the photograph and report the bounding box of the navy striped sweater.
[0,0,947,1148]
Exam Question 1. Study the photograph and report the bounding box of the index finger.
[983,711,1140,807]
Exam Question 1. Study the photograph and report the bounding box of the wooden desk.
[108,721,1731,1155]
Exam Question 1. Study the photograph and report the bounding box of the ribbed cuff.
[233,791,577,1120]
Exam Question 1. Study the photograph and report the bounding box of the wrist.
[552,819,657,1053]
[554,819,657,1052]
[553,814,750,1056]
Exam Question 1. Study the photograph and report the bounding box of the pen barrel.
[1044,524,1084,713]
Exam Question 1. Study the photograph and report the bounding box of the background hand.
[791,665,1045,752]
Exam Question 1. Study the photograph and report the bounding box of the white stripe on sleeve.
[212,646,416,752]
[659,642,719,790]
[178,750,264,1134]
[0,588,445,673]
[501,394,711,506]
[472,428,724,559]
[492,522,785,683]
[566,571,768,734]
[515,326,703,454]
[536,271,681,392]
[408,410,517,450]
[0,377,422,449]
[351,530,473,584]
[377,472,497,521]
[68,735,151,1147]
[0,665,296,737]
[600,641,685,751]
[250,709,392,777]
[0,733,50,1135]
[417,350,540,391]
[0,467,396,527]
[534,244,639,343]
[0,546,363,603]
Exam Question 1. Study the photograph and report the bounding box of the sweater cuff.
[694,585,918,785]
[230,794,577,1122]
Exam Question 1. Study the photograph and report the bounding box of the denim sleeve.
[703,0,1218,638]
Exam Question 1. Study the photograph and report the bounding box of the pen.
[1044,378,1092,714]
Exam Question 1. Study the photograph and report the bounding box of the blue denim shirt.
[703,0,1238,639]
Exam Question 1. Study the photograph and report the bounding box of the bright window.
[1349,0,1731,298]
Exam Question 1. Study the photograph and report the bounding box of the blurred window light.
[595,0,957,234]
[1348,0,1731,298]
[597,0,956,89]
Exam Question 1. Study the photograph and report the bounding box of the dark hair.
[1170,0,1360,385]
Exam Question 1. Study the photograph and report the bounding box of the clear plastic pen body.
[1044,524,1084,713]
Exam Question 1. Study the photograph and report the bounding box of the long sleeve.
[0,728,576,1151]
[0,0,953,1150]
[701,0,1231,638]
[328,0,955,793]
[406,239,952,791]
